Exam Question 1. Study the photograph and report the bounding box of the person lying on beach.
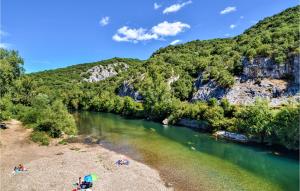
[14,164,26,171]
[80,181,93,189]
[74,177,93,190]
[116,159,129,166]
[12,164,28,175]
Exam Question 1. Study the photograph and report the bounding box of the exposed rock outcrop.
[191,55,300,106]
[242,55,300,85]
[162,118,169,125]
[82,62,129,82]
[292,55,300,84]
[118,81,143,101]
[191,74,227,101]
[224,78,298,106]
[214,131,248,143]
[167,75,180,87]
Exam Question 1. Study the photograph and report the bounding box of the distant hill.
[29,6,299,107]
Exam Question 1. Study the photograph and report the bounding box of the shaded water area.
[74,112,299,191]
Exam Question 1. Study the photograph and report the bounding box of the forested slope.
[1,6,299,149]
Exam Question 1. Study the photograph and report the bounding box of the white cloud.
[224,33,231,37]
[154,2,162,10]
[220,6,236,15]
[113,21,190,43]
[100,16,110,26]
[151,21,190,36]
[163,0,192,14]
[240,16,244,19]
[112,26,158,43]
[0,43,10,49]
[170,39,181,45]
[230,24,236,29]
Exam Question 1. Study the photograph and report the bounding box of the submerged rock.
[176,118,208,130]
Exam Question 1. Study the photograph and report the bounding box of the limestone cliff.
[81,62,129,82]
[118,81,143,101]
[192,55,300,106]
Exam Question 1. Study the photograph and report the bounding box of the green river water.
[74,112,299,191]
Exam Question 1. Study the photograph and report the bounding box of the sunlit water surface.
[74,112,299,191]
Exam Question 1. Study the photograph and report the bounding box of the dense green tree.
[235,100,273,143]
[0,48,24,97]
[273,104,300,150]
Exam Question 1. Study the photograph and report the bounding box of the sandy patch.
[0,120,172,191]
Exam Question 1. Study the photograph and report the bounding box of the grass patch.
[30,131,50,146]
[58,139,68,145]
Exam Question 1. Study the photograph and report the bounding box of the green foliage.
[0,95,14,121]
[58,139,68,145]
[235,100,273,143]
[171,76,193,100]
[203,105,225,130]
[273,104,300,150]
[0,48,24,97]
[11,76,37,105]
[30,131,50,146]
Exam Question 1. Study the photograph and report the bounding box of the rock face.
[167,75,180,87]
[82,62,129,82]
[293,55,300,85]
[242,55,300,85]
[225,78,298,106]
[191,74,227,101]
[118,81,143,101]
[242,57,286,79]
[191,55,300,106]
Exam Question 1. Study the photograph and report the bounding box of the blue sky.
[1,0,298,73]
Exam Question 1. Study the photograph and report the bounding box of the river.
[74,111,299,191]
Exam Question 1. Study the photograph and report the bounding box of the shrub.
[273,104,300,150]
[235,100,273,143]
[35,120,62,138]
[30,131,50,146]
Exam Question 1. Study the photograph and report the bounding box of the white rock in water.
[162,118,169,125]
[214,131,248,143]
